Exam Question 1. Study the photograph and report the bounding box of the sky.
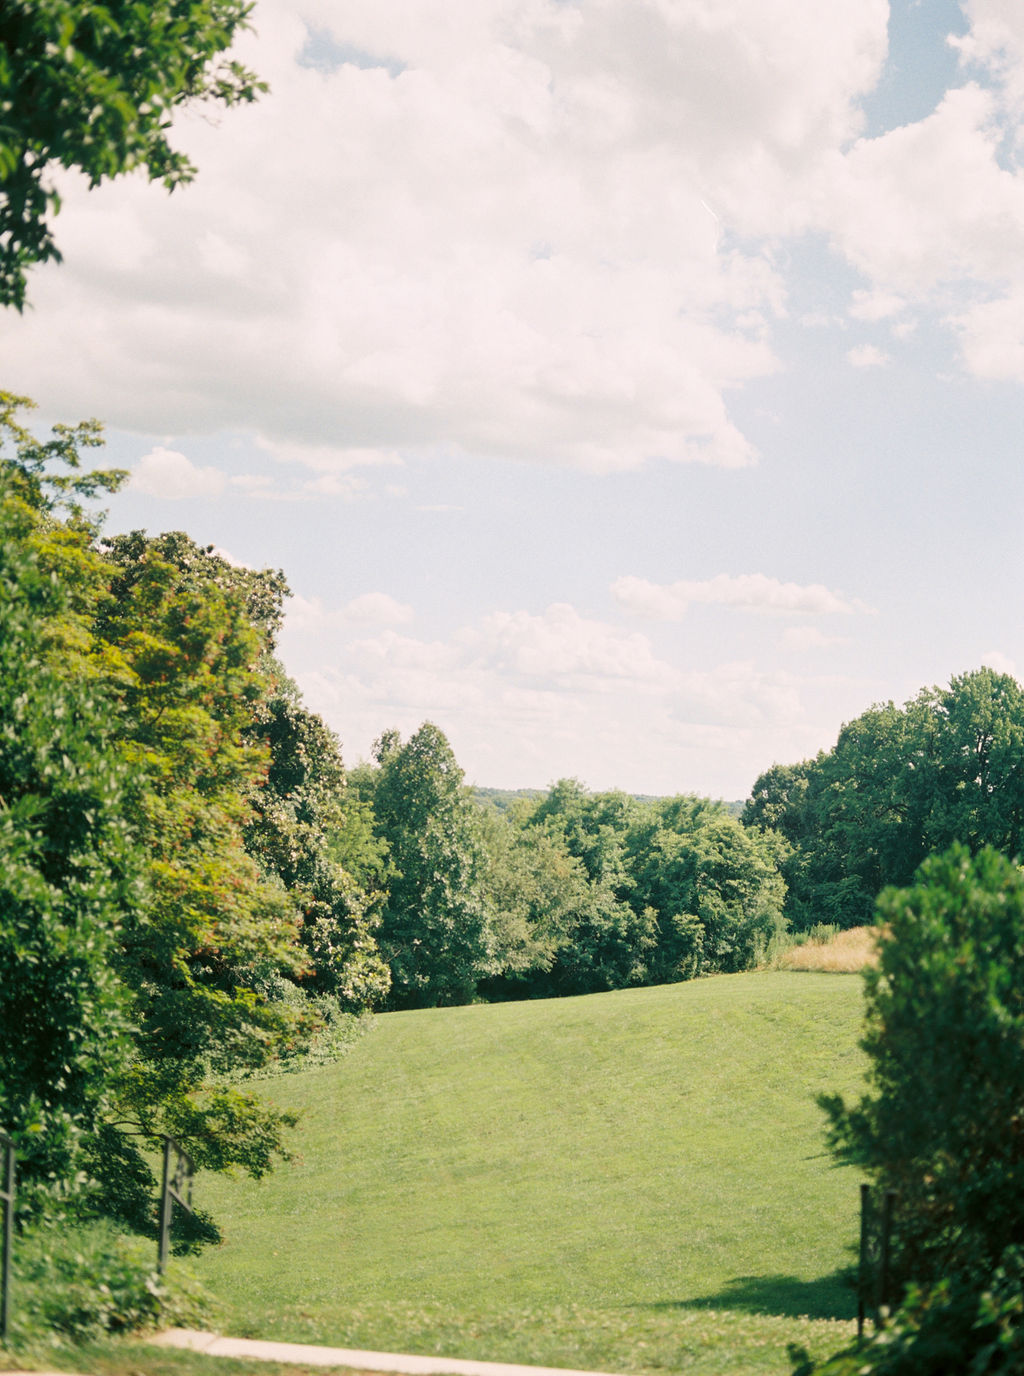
[3,0,1024,800]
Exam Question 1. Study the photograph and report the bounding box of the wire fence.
[0,1132,196,1340]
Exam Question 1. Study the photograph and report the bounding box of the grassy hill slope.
[192,972,867,1375]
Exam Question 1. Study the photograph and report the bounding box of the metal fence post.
[0,1133,14,1342]
[158,1137,195,1275]
[857,1182,870,1341]
[158,1137,173,1275]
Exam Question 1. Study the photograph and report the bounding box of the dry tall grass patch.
[778,926,878,973]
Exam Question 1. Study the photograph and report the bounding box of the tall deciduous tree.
[745,669,1024,929]
[627,797,788,980]
[0,395,385,1237]
[245,673,391,1011]
[517,782,657,995]
[0,476,135,1216]
[0,0,266,308]
[369,723,495,1008]
[93,529,307,1212]
[507,784,785,991]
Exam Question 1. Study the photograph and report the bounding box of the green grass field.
[190,971,868,1376]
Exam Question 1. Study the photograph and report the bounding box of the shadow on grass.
[639,1268,857,1323]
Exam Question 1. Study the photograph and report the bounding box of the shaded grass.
[185,972,867,1375]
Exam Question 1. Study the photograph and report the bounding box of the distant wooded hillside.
[473,786,745,816]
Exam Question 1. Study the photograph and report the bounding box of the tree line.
[743,666,1024,930]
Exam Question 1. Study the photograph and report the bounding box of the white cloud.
[129,448,227,499]
[284,591,415,634]
[822,85,1024,296]
[846,343,891,368]
[282,597,849,794]
[782,625,850,650]
[254,436,402,472]
[805,49,1024,378]
[126,444,373,504]
[0,0,896,471]
[953,290,1024,379]
[849,289,905,321]
[6,0,1024,436]
[979,650,1020,679]
[302,473,368,499]
[211,546,253,568]
[611,573,868,619]
[464,603,675,687]
[953,1,1024,122]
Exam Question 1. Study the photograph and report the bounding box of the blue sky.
[3,0,1023,798]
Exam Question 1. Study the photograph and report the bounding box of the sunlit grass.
[179,973,867,1376]
[777,928,878,974]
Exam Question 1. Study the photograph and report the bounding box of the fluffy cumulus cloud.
[781,625,851,651]
[285,591,414,632]
[3,0,1024,453]
[129,448,227,499]
[0,0,900,474]
[954,0,1024,121]
[846,343,891,368]
[611,573,868,619]
[463,604,675,686]
[806,8,1024,378]
[277,593,874,796]
[127,448,369,502]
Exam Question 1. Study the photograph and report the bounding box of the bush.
[792,1246,1024,1375]
[821,845,1024,1288]
[5,1220,215,1347]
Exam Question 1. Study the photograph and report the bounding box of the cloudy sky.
[4,0,1024,799]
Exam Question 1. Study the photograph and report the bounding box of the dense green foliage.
[745,669,1024,929]
[245,677,390,1010]
[822,845,1024,1286]
[0,393,386,1240]
[7,1220,213,1345]
[0,481,135,1215]
[363,724,495,1008]
[803,847,1024,1376]
[352,749,790,1008]
[0,0,265,308]
[479,782,788,1001]
[795,1252,1024,1376]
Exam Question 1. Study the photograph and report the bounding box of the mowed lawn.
[191,971,868,1375]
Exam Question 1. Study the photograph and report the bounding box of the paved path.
[151,1328,627,1376]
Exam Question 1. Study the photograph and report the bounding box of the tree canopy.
[365,723,496,1009]
[745,668,1024,929]
[0,484,135,1216]
[481,783,787,1000]
[806,847,1024,1376]
[0,0,265,308]
[822,844,1024,1287]
[0,393,387,1237]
